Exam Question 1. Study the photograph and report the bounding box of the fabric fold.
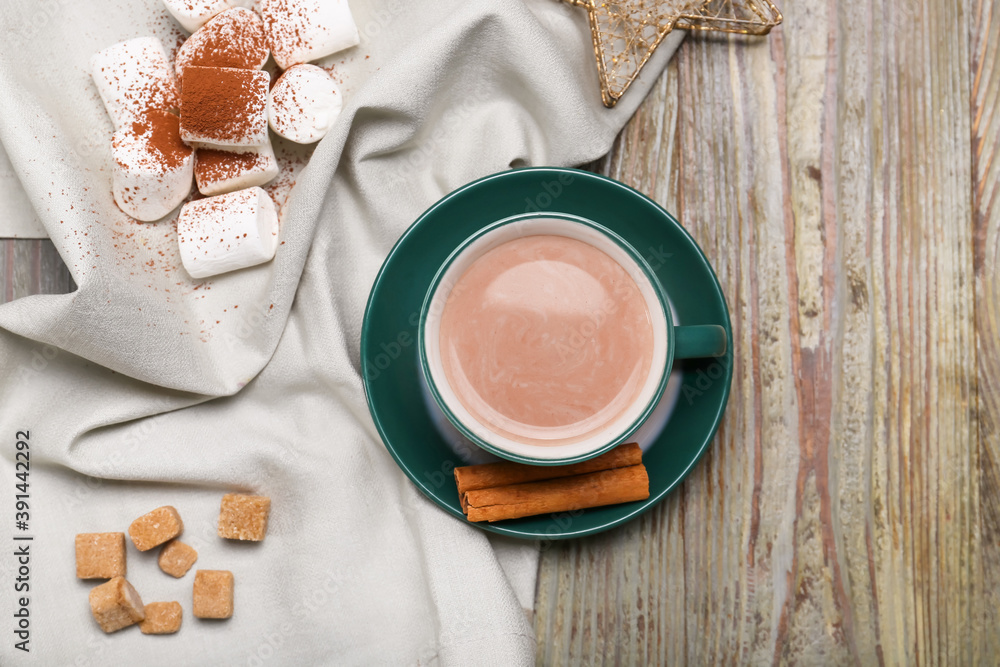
[0,0,681,663]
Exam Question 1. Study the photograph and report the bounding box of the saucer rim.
[361,167,733,540]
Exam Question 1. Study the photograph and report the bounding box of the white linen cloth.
[0,144,45,237]
[0,0,680,663]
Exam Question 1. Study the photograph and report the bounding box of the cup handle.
[674,325,728,359]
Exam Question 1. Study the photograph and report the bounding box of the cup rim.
[417,212,675,466]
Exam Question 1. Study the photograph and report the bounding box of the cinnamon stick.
[464,464,650,522]
[454,443,643,511]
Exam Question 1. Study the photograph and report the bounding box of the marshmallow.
[180,67,270,149]
[175,8,269,79]
[91,37,180,130]
[259,0,360,69]
[162,0,254,33]
[268,65,341,144]
[177,187,279,278]
[195,141,279,196]
[111,111,194,222]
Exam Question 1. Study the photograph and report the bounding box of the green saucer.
[362,167,733,539]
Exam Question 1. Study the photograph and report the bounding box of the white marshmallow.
[111,111,194,222]
[268,65,341,144]
[179,67,271,149]
[162,0,254,33]
[259,0,360,69]
[195,141,279,196]
[177,187,279,278]
[175,8,269,79]
[91,37,180,130]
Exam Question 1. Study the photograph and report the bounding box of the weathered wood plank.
[0,238,73,305]
[534,0,994,663]
[973,0,1000,661]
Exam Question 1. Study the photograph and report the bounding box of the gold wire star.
[564,0,783,107]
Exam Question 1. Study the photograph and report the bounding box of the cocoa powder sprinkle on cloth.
[179,66,270,148]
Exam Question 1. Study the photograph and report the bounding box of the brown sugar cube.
[193,570,234,619]
[128,506,184,551]
[218,493,271,541]
[89,576,145,633]
[158,540,198,578]
[139,601,183,635]
[75,533,126,579]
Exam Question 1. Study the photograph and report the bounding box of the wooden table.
[531,3,999,664]
[4,2,999,663]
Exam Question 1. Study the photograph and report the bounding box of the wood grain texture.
[535,0,999,664]
[0,239,74,305]
[973,0,1000,662]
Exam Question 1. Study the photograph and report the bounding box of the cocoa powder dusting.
[196,149,267,182]
[94,38,181,126]
[116,110,192,171]
[180,66,268,144]
[260,0,316,68]
[143,111,191,169]
[175,8,269,76]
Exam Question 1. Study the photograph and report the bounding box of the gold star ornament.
[564,0,783,107]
